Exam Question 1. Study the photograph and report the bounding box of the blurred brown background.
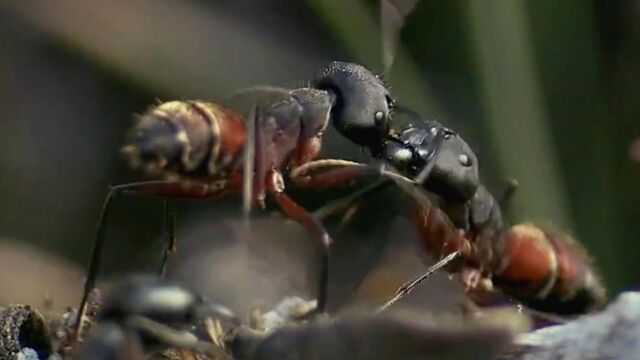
[0,0,638,313]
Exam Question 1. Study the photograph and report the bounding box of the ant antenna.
[393,104,425,126]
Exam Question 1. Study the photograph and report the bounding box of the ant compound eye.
[459,153,472,167]
[374,111,386,126]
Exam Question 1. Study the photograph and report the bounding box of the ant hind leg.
[75,180,219,340]
[267,173,332,314]
[157,201,177,278]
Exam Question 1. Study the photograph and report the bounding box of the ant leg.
[292,159,434,231]
[158,201,177,278]
[312,181,390,221]
[75,184,122,340]
[242,106,258,220]
[75,180,222,340]
[290,159,378,188]
[376,251,461,312]
[291,159,388,221]
[158,200,169,276]
[413,154,438,184]
[253,107,267,209]
[267,172,332,314]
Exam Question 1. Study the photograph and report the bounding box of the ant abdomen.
[494,224,606,314]
[122,101,245,179]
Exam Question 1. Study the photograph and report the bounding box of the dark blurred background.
[0,0,638,313]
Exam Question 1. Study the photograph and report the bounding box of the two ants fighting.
[71,60,606,358]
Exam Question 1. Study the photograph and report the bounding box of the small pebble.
[16,348,38,360]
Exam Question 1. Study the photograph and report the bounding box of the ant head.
[313,61,394,154]
[384,122,479,202]
[98,276,199,325]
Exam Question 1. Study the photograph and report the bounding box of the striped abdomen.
[122,101,246,181]
[412,204,605,314]
[492,224,606,314]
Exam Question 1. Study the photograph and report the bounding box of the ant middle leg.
[267,171,332,314]
[290,159,392,223]
[75,180,223,340]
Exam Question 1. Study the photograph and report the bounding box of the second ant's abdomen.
[493,224,606,314]
[122,101,246,180]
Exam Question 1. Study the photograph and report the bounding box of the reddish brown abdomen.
[493,224,557,301]
[540,231,606,314]
[122,101,246,181]
[493,224,606,314]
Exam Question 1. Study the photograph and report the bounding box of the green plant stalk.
[467,0,571,229]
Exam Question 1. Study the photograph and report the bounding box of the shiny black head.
[98,276,239,329]
[384,121,479,202]
[98,276,200,325]
[313,61,394,154]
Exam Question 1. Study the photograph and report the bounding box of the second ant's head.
[313,61,394,154]
[384,122,480,203]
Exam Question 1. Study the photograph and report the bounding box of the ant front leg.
[290,159,380,188]
[75,180,223,340]
[290,159,391,222]
[158,200,177,278]
[266,171,332,314]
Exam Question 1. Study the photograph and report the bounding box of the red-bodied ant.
[75,62,398,337]
[291,111,606,316]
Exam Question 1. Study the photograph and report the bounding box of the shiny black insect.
[294,113,606,315]
[382,121,606,314]
[73,276,238,360]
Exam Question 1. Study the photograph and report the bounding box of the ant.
[291,112,607,316]
[73,276,238,359]
[76,61,397,336]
